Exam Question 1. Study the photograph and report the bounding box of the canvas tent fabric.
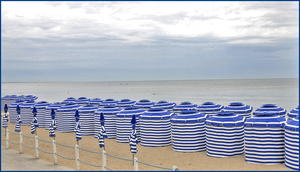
[9,100,25,124]
[139,108,175,147]
[19,100,36,126]
[116,99,136,108]
[21,95,38,102]
[1,95,19,111]
[30,101,51,128]
[56,103,82,133]
[89,98,103,106]
[44,102,64,130]
[100,99,118,107]
[244,112,286,164]
[197,102,224,117]
[115,107,146,143]
[94,106,123,139]
[134,99,155,110]
[205,111,246,158]
[152,100,176,110]
[254,104,286,118]
[223,102,253,119]
[284,115,299,170]
[62,97,76,104]
[74,97,91,106]
[173,102,198,114]
[77,104,99,135]
[171,110,209,152]
[287,106,299,119]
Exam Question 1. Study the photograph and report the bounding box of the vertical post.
[6,129,9,149]
[102,150,106,171]
[75,144,80,171]
[52,140,58,165]
[19,132,23,154]
[134,157,138,171]
[35,135,39,159]
[173,166,178,171]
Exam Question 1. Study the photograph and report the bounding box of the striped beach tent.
[171,110,209,152]
[134,99,155,110]
[8,100,25,124]
[152,100,176,111]
[63,97,76,104]
[244,112,286,164]
[56,103,82,133]
[173,102,198,114]
[1,95,19,111]
[254,104,286,118]
[74,97,91,106]
[287,106,299,119]
[116,99,136,108]
[205,111,246,158]
[89,98,103,106]
[22,95,38,102]
[44,102,64,130]
[223,102,253,119]
[77,104,99,136]
[94,105,123,139]
[100,99,118,107]
[116,107,146,143]
[19,100,36,126]
[197,102,224,117]
[2,104,9,129]
[139,108,175,147]
[30,101,51,128]
[284,115,299,170]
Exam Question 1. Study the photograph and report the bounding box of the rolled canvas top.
[287,106,299,118]
[285,115,299,131]
[78,104,99,113]
[245,112,286,128]
[205,111,245,127]
[140,108,174,120]
[171,110,209,123]
[153,100,176,109]
[197,102,224,112]
[173,101,198,111]
[116,107,145,117]
[254,104,286,115]
[223,102,253,113]
[56,103,82,112]
[116,99,136,107]
[95,105,122,114]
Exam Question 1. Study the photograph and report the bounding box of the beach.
[1,122,293,171]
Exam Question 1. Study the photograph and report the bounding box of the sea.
[1,78,299,112]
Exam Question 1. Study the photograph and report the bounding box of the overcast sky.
[1,1,299,82]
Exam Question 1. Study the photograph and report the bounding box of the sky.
[1,1,299,82]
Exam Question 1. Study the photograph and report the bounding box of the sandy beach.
[1,122,294,171]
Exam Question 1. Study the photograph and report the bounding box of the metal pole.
[134,157,138,171]
[19,132,23,154]
[102,150,106,171]
[6,129,9,149]
[133,154,134,165]
[52,140,58,165]
[35,135,39,159]
[173,166,178,171]
[75,144,80,171]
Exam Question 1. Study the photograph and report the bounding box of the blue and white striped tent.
[205,111,246,158]
[100,99,118,107]
[197,102,224,117]
[56,103,82,133]
[254,104,286,118]
[134,99,155,110]
[287,106,299,120]
[152,100,176,111]
[171,110,209,152]
[223,102,253,119]
[173,102,198,114]
[8,100,25,124]
[21,95,38,102]
[30,101,51,128]
[77,104,99,136]
[284,115,299,170]
[1,95,19,111]
[116,99,136,108]
[115,107,146,143]
[74,97,91,106]
[19,100,36,126]
[44,102,64,130]
[244,112,286,164]
[94,105,123,139]
[89,98,103,106]
[63,97,76,104]
[139,108,175,147]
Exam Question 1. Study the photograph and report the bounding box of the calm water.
[1,78,299,111]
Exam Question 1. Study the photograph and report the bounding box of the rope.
[7,131,19,135]
[37,148,53,154]
[78,147,102,154]
[136,160,173,171]
[7,140,19,145]
[1,139,5,141]
[105,153,133,162]
[55,142,75,148]
[55,153,75,160]
[105,166,114,171]
[37,138,52,143]
[78,159,102,167]
[21,143,35,149]
[22,134,35,139]
[1,130,6,132]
